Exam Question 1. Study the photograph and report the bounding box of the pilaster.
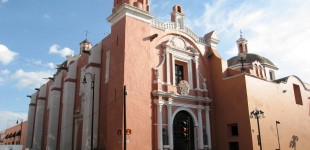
[205,106,212,149]
[167,101,173,150]
[197,106,204,150]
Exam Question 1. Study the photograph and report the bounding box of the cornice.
[152,90,211,103]
[107,3,153,25]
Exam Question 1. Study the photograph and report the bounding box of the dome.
[227,53,276,67]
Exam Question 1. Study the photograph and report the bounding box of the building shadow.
[289,135,299,150]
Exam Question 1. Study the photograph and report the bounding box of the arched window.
[238,44,243,53]
[177,6,182,13]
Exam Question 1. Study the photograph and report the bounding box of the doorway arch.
[173,110,195,150]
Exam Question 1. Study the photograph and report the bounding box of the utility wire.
[13,56,54,71]
[1,52,55,71]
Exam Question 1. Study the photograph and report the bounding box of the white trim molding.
[152,90,212,103]
[107,3,153,25]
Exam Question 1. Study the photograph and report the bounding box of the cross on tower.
[239,56,246,71]
[240,30,243,38]
[85,30,89,40]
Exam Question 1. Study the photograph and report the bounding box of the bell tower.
[236,30,248,54]
[112,0,150,13]
[79,39,92,54]
[171,5,185,29]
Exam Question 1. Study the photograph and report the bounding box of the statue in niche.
[203,79,207,90]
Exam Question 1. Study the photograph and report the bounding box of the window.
[228,123,239,137]
[175,64,184,84]
[293,84,303,105]
[229,142,239,150]
[238,44,242,53]
[177,6,182,13]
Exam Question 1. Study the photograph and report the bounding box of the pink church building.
[23,1,310,150]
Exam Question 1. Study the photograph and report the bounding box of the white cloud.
[43,14,51,20]
[12,69,53,89]
[47,62,55,69]
[49,44,74,58]
[23,59,56,69]
[0,111,27,130]
[0,44,18,65]
[1,69,10,75]
[193,0,310,82]
[0,69,10,86]
[0,0,9,4]
[0,78,4,85]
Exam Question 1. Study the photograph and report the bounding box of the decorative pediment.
[171,36,186,49]
[163,36,198,55]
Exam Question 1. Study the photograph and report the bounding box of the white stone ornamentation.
[178,80,190,95]
[171,36,186,49]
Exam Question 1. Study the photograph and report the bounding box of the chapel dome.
[227,53,275,67]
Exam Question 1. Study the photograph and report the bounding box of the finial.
[85,30,89,40]
[240,30,243,38]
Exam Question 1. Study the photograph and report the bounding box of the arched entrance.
[173,110,195,150]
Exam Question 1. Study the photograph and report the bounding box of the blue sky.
[1,0,309,130]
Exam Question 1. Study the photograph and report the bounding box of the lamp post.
[16,118,23,145]
[276,121,281,150]
[250,108,265,150]
[82,72,95,150]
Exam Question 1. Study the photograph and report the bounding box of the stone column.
[156,100,164,150]
[167,103,173,150]
[188,59,193,88]
[24,93,37,149]
[195,57,200,89]
[205,106,212,149]
[197,107,204,150]
[166,51,171,85]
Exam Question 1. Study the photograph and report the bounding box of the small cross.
[240,30,243,38]
[239,56,246,71]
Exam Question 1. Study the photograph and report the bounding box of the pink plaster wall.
[246,75,310,150]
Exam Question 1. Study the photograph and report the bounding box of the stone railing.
[151,20,207,45]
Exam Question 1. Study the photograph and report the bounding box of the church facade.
[24,1,310,150]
